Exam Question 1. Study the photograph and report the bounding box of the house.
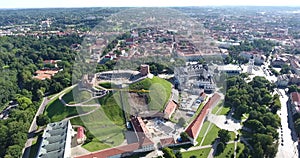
[290,92,300,115]
[290,74,300,84]
[272,57,289,67]
[290,59,300,75]
[125,38,134,45]
[185,93,221,145]
[130,116,154,152]
[159,137,176,148]
[276,74,289,87]
[36,120,74,158]
[33,69,60,80]
[217,64,242,75]
[164,100,177,119]
[240,51,266,65]
[76,126,86,144]
[199,92,206,101]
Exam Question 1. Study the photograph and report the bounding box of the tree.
[244,119,265,133]
[175,151,182,158]
[17,96,32,110]
[36,114,50,126]
[215,142,225,156]
[5,145,22,158]
[280,64,291,74]
[294,118,300,133]
[162,147,176,158]
[218,129,231,143]
[177,117,186,127]
[180,132,189,142]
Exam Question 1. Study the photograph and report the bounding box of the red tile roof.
[75,143,140,158]
[160,137,175,147]
[291,92,300,103]
[164,100,177,119]
[77,126,85,139]
[185,93,221,139]
[200,92,206,98]
[33,74,52,80]
[130,116,154,147]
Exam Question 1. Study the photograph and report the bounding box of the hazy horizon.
[1,0,300,9]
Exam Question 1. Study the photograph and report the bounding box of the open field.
[182,147,211,158]
[129,76,172,111]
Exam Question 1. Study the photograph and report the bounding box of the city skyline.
[1,0,300,8]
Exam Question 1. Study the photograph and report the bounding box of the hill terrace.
[185,93,221,145]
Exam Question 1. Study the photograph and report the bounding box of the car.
[224,120,228,124]
[281,143,284,146]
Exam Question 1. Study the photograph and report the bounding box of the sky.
[1,0,300,8]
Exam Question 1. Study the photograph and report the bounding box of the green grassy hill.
[129,76,172,111]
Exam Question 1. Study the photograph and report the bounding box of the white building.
[240,51,266,65]
[218,64,242,75]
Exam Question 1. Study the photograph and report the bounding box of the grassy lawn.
[98,92,126,126]
[196,121,210,145]
[82,98,98,105]
[211,102,229,115]
[44,98,78,122]
[129,76,172,111]
[70,92,126,152]
[214,143,235,158]
[74,106,125,151]
[182,147,211,158]
[45,95,96,122]
[62,86,93,104]
[229,131,236,141]
[114,91,131,120]
[82,139,111,152]
[98,82,117,89]
[201,123,221,146]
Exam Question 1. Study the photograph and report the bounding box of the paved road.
[276,89,299,158]
[22,85,76,158]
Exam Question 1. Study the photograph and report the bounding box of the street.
[276,89,299,158]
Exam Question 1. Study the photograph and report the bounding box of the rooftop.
[185,93,221,139]
[164,100,177,119]
[37,120,72,158]
[75,143,140,158]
